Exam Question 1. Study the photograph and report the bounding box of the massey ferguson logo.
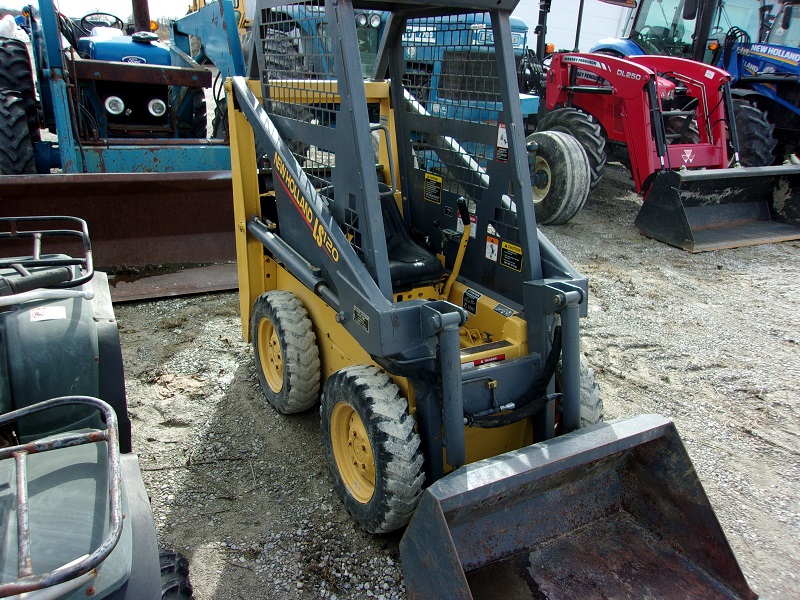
[681,149,695,163]
[616,69,642,81]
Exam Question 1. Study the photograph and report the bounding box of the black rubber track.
[537,107,607,192]
[0,90,35,175]
[0,37,39,142]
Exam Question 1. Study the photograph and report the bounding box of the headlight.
[148,99,167,117]
[104,96,125,115]
[356,13,368,27]
[369,13,381,28]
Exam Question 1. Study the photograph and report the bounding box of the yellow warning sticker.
[500,241,523,271]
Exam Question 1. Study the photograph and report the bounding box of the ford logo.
[122,56,146,64]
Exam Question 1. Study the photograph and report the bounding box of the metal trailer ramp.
[635,165,800,252]
[400,415,756,600]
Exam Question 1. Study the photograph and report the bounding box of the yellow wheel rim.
[258,317,284,393]
[531,155,551,205]
[330,402,375,504]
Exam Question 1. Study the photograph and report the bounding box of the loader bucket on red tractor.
[635,165,800,252]
[400,415,756,600]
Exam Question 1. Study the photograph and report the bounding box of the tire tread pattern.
[538,107,607,192]
[251,291,321,414]
[0,90,35,175]
[732,99,776,167]
[321,365,425,534]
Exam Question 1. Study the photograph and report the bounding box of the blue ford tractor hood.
[77,35,171,65]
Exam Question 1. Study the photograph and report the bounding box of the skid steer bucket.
[635,165,800,252]
[400,415,755,600]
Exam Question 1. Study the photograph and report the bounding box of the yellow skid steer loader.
[226,0,756,597]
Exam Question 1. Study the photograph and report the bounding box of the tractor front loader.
[545,51,800,251]
[228,0,754,596]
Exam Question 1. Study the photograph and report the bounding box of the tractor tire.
[251,291,320,414]
[537,107,606,192]
[159,550,193,599]
[665,115,700,144]
[731,99,776,167]
[0,90,35,175]
[190,89,207,138]
[320,365,425,534]
[212,97,227,140]
[556,353,604,429]
[0,37,40,142]
[526,130,591,225]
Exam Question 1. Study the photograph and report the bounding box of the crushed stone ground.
[115,164,799,599]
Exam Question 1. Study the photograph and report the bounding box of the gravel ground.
[114,163,799,599]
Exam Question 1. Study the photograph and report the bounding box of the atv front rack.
[0,216,94,291]
[0,396,122,597]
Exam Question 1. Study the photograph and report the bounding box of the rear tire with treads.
[537,108,606,192]
[731,99,776,167]
[251,291,320,414]
[0,37,39,142]
[0,91,35,175]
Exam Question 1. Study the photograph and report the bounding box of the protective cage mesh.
[258,1,338,178]
[402,14,504,194]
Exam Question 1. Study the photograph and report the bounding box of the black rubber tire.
[0,37,40,142]
[556,353,604,429]
[0,91,35,175]
[190,89,207,138]
[212,97,227,139]
[320,365,425,534]
[537,107,606,192]
[527,130,591,225]
[665,115,700,144]
[159,550,193,599]
[251,291,320,414]
[731,98,776,167]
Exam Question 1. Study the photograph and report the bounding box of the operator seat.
[379,189,443,291]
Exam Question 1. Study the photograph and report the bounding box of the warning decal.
[463,288,481,315]
[485,236,499,261]
[500,241,523,271]
[424,172,443,204]
[496,123,509,163]
[457,214,478,239]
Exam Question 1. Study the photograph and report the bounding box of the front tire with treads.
[321,365,425,534]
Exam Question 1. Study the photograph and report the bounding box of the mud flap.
[635,165,800,252]
[400,415,756,600]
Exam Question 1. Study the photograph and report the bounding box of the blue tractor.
[0,0,244,175]
[592,0,799,165]
[720,1,800,161]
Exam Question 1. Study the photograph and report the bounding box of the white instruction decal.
[30,306,66,322]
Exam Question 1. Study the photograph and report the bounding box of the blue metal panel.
[81,145,231,173]
[77,37,172,65]
[590,37,645,56]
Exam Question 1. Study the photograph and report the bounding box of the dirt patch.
[116,164,799,599]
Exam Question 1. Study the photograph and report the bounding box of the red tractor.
[539,51,800,251]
